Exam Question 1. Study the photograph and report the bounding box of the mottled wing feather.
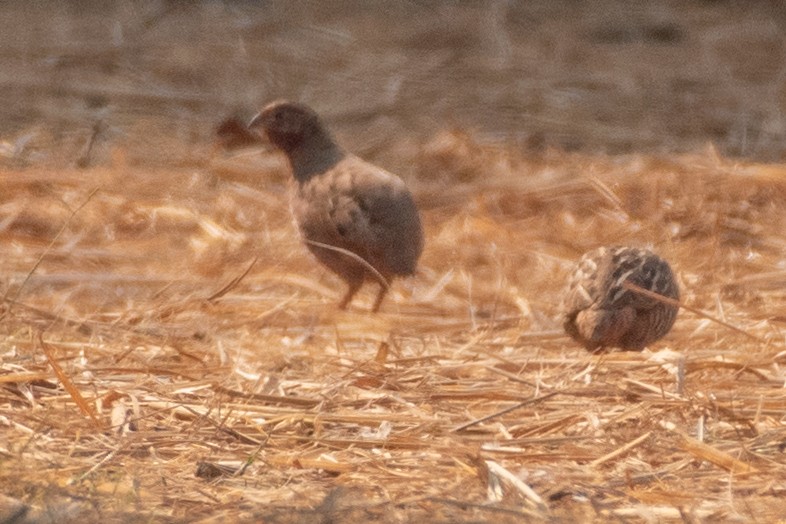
[562,247,605,316]
[598,247,679,310]
[324,156,423,276]
[563,246,679,351]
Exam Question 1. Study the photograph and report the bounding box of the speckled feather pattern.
[562,246,679,352]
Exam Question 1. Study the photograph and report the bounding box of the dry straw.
[2,132,786,522]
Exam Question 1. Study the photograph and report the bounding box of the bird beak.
[247,111,266,131]
[244,111,279,153]
[246,112,273,148]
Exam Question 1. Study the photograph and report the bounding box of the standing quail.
[248,100,424,312]
[562,246,679,352]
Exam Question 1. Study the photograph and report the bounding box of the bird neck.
[287,135,346,182]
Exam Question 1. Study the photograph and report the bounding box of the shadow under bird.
[562,246,679,352]
[248,100,424,312]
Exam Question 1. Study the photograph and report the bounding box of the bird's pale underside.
[249,100,424,312]
[562,246,679,352]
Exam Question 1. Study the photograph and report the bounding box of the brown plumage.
[562,246,679,352]
[248,100,424,312]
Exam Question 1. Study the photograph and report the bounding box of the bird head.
[248,100,323,153]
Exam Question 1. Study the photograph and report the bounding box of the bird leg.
[371,282,390,313]
[338,279,363,310]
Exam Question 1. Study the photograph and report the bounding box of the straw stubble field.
[3,131,786,522]
[3,1,786,523]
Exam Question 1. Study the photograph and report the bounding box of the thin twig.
[303,239,389,289]
[623,281,761,341]
[38,332,101,428]
[207,256,259,302]
[452,391,559,432]
[589,430,653,467]
[485,459,549,512]
[1,187,100,320]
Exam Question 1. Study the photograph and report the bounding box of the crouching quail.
[562,246,679,352]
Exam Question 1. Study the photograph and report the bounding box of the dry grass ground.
[3,2,786,523]
[3,136,786,522]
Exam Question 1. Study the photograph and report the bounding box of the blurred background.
[2,0,786,170]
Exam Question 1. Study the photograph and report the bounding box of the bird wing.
[562,249,603,317]
[324,156,423,276]
[599,249,678,310]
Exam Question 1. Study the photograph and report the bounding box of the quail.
[248,100,424,312]
[562,246,679,352]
